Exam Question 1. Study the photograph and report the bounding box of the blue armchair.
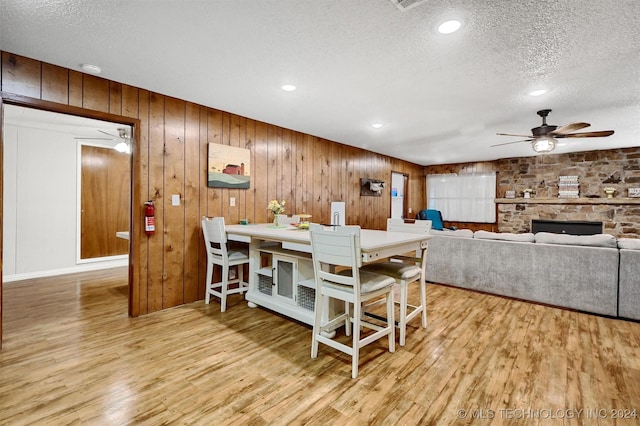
[416,209,455,230]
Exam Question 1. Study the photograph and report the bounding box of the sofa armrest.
[619,249,640,320]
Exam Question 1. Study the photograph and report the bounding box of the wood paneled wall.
[0,52,426,317]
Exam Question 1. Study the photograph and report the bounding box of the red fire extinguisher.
[144,200,155,235]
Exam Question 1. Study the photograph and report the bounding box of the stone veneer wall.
[496,147,640,238]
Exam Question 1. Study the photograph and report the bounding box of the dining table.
[225,223,431,327]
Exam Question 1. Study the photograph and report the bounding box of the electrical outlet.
[230,197,236,207]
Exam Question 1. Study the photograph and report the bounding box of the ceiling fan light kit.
[75,127,132,154]
[493,109,614,154]
[532,136,556,153]
[114,141,131,153]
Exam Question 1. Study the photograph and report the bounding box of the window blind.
[426,172,496,223]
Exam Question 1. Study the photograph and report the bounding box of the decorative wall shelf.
[495,198,640,205]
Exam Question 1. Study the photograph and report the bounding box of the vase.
[273,214,279,227]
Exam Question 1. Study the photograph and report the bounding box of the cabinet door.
[273,255,296,304]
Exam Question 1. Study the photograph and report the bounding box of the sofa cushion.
[474,230,535,242]
[433,229,474,238]
[534,232,617,248]
[618,238,640,250]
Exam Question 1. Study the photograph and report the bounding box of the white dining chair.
[360,218,430,346]
[309,223,395,379]
[201,216,249,312]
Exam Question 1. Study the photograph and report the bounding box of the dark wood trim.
[0,92,137,125]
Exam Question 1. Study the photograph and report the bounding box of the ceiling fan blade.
[74,137,116,140]
[99,129,120,138]
[496,132,534,138]
[551,122,590,135]
[491,139,532,147]
[557,130,615,138]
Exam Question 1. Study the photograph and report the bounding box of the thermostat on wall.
[629,188,640,198]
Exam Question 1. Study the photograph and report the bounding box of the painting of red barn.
[207,143,251,189]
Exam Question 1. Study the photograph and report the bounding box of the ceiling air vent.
[389,0,427,12]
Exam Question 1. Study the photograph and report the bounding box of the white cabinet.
[253,247,316,324]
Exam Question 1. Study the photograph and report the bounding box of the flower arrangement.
[267,199,286,215]
[267,200,286,226]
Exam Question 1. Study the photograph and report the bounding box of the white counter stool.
[202,217,249,312]
[309,224,395,379]
[360,218,430,346]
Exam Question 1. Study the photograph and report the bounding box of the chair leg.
[205,262,213,304]
[351,300,361,379]
[220,266,229,312]
[387,291,395,353]
[399,280,408,346]
[238,264,246,291]
[419,278,427,328]
[311,291,324,359]
[344,301,351,337]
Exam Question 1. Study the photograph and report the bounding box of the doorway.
[1,98,138,348]
[3,105,131,278]
[391,172,409,219]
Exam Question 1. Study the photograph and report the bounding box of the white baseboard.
[2,259,128,283]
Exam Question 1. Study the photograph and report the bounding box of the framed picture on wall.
[207,143,251,189]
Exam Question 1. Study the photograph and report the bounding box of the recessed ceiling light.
[529,89,547,97]
[372,123,383,129]
[281,84,297,92]
[80,63,102,74]
[438,20,461,34]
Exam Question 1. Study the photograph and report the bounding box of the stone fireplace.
[424,147,640,239]
[495,149,640,239]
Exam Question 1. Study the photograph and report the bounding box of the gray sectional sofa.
[618,239,640,321]
[425,230,640,319]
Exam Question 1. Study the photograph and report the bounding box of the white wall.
[2,124,126,282]
[391,172,405,219]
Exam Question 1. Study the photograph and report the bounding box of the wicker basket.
[297,286,315,311]
[258,274,272,296]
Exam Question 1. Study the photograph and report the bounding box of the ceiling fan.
[492,109,615,153]
[76,128,132,153]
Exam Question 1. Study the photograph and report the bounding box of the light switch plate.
[171,194,180,206]
[230,197,236,207]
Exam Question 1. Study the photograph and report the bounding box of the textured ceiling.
[1,0,639,166]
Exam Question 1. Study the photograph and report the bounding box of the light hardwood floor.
[1,267,640,425]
